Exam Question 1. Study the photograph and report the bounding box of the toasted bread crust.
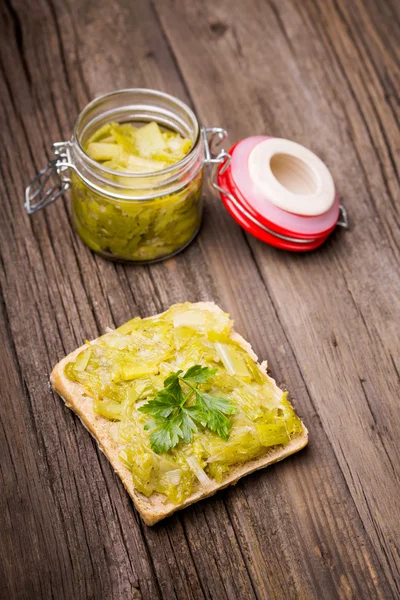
[50,302,308,525]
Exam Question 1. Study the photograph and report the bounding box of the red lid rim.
[218,177,329,251]
[221,139,339,239]
[217,164,325,245]
[223,160,338,241]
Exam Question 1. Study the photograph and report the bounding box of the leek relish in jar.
[25,89,227,263]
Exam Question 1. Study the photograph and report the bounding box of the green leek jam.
[71,122,202,262]
[65,303,304,504]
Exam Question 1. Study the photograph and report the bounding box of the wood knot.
[210,21,228,37]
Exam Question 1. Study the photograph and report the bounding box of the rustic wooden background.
[1,0,399,598]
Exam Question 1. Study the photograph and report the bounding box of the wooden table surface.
[1,0,399,598]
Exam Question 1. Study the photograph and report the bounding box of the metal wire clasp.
[203,127,231,166]
[25,141,74,215]
[337,205,349,229]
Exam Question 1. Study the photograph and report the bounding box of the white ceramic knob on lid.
[248,138,336,216]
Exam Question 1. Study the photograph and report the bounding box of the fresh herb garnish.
[139,365,237,453]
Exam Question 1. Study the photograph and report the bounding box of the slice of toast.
[51,302,308,525]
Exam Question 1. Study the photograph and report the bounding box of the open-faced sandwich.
[51,302,308,525]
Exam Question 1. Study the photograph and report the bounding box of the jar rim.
[72,88,201,181]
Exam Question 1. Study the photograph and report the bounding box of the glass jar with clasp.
[25,89,228,263]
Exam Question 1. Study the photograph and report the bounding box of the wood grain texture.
[0,0,399,598]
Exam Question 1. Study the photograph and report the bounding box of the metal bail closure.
[25,141,73,215]
[202,127,230,166]
[337,205,349,229]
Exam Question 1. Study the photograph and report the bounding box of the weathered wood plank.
[153,0,400,594]
[0,0,399,598]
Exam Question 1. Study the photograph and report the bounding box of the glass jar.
[25,89,227,263]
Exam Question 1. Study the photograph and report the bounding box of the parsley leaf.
[181,365,217,384]
[139,364,237,453]
[139,389,180,419]
[194,392,237,440]
[179,409,198,443]
[163,370,182,387]
[147,413,183,454]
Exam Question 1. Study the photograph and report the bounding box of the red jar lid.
[216,136,343,251]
